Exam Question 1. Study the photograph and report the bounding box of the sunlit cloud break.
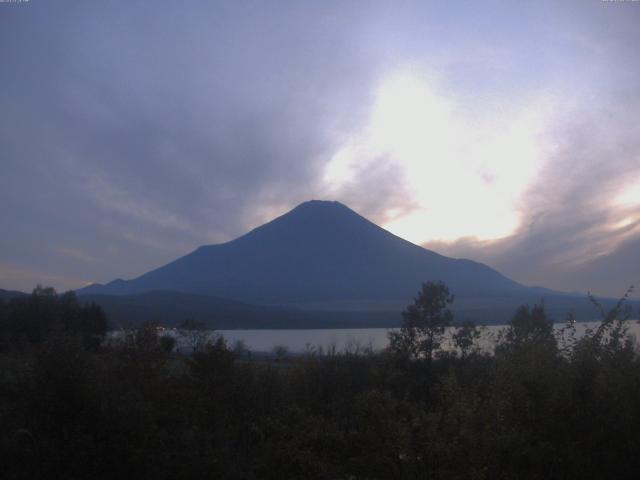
[324,69,553,244]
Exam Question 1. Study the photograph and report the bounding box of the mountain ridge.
[78,200,526,303]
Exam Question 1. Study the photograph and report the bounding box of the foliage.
[453,320,481,357]
[0,286,107,349]
[1,284,640,479]
[495,302,557,357]
[178,318,210,353]
[388,281,454,361]
[272,344,289,360]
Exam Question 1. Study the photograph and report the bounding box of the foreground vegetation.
[1,284,639,479]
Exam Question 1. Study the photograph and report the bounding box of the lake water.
[114,320,640,354]
[215,321,640,354]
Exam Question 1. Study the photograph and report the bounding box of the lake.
[216,321,640,354]
[119,319,640,354]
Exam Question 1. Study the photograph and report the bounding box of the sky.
[1,0,639,298]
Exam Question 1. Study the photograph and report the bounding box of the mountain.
[78,200,634,326]
[0,288,28,301]
[79,200,525,302]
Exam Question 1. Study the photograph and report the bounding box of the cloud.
[425,95,640,297]
[321,65,559,244]
[0,1,376,287]
[0,263,90,293]
[1,0,639,297]
[56,248,97,264]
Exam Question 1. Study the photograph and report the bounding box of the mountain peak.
[78,199,523,300]
[287,200,356,218]
[294,199,347,210]
[243,199,375,241]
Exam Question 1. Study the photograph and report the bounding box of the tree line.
[1,282,639,479]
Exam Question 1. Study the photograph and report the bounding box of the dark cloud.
[0,1,378,289]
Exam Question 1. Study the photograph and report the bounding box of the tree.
[453,320,481,358]
[188,336,236,386]
[178,318,209,353]
[503,303,555,349]
[572,286,635,362]
[2,286,107,347]
[388,281,454,361]
[159,334,177,353]
[272,344,289,361]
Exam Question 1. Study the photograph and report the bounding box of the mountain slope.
[0,288,28,301]
[79,200,525,303]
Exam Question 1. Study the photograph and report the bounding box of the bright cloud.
[324,70,552,243]
[615,181,640,208]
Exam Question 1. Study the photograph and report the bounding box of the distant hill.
[79,290,400,330]
[0,288,28,301]
[76,200,638,327]
[79,290,637,330]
